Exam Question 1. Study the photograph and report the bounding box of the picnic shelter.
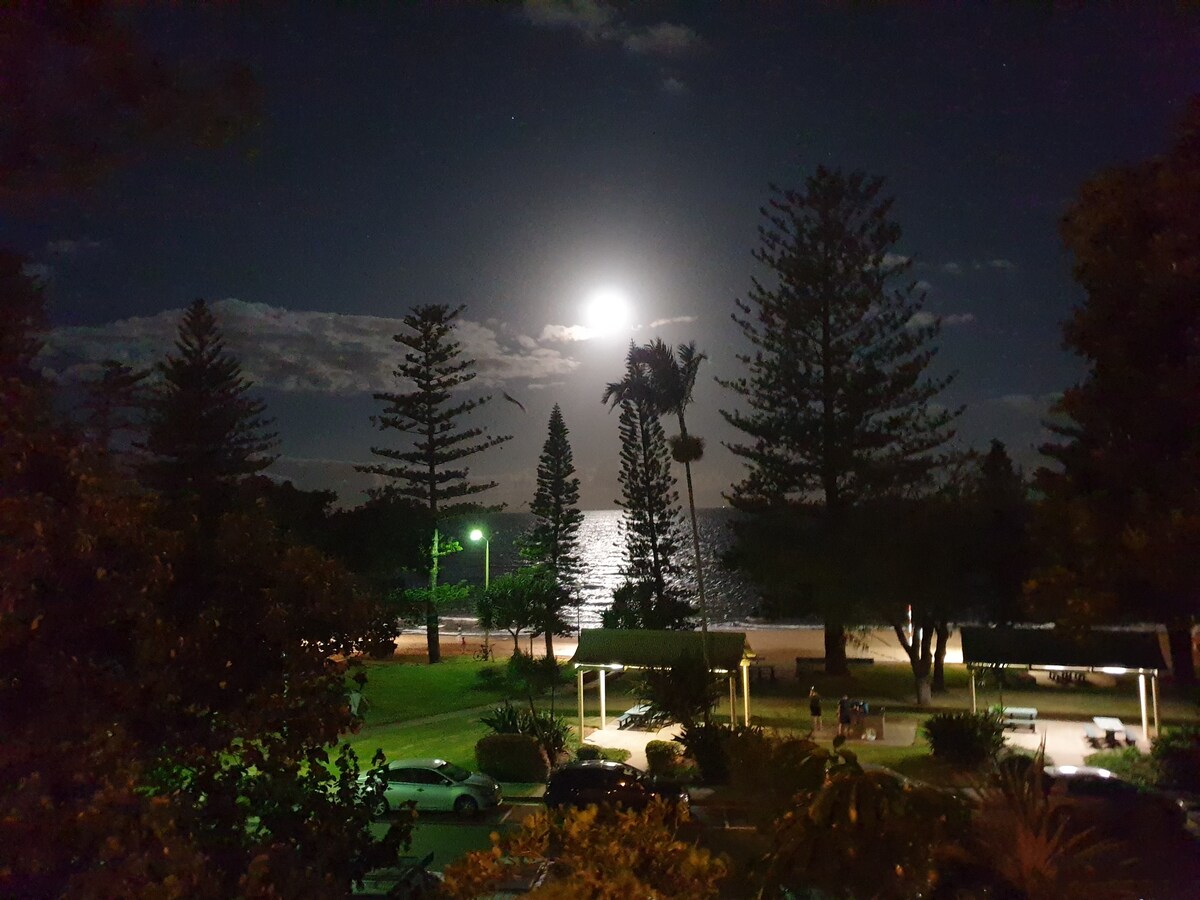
[569,629,754,738]
[960,626,1166,740]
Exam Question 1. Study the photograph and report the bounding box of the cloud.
[647,315,697,328]
[882,252,910,268]
[45,238,102,256]
[661,75,687,94]
[906,310,975,329]
[539,323,596,342]
[526,381,566,391]
[987,258,1017,270]
[521,0,704,57]
[40,299,581,394]
[940,262,963,275]
[915,280,933,292]
[623,22,704,56]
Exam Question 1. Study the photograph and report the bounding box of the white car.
[362,758,502,816]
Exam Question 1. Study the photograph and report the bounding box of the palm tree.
[604,339,711,663]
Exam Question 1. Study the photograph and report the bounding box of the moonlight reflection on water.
[436,508,758,627]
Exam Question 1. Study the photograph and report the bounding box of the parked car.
[1043,765,1187,837]
[362,758,501,816]
[544,759,688,812]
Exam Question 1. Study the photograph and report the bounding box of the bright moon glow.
[584,287,631,335]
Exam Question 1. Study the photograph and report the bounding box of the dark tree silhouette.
[80,360,149,462]
[626,340,712,661]
[603,344,691,630]
[721,168,958,675]
[519,404,584,657]
[137,299,277,515]
[972,440,1031,627]
[359,304,511,663]
[1037,99,1200,682]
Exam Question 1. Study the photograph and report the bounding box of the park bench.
[1083,723,1104,748]
[795,657,874,678]
[750,661,777,684]
[1001,706,1038,732]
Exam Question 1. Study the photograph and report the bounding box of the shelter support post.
[1138,673,1149,746]
[599,668,607,730]
[577,668,585,745]
[969,668,977,714]
[728,675,736,723]
[741,660,751,726]
[1152,673,1160,738]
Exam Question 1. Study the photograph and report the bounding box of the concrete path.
[1002,717,1152,767]
[583,722,684,770]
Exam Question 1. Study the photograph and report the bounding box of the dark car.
[1043,765,1188,838]
[545,760,688,812]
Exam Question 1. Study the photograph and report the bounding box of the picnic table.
[616,704,651,730]
[1093,716,1125,744]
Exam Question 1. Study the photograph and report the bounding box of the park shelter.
[569,629,754,737]
[960,626,1165,739]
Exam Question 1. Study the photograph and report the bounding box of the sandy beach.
[392,625,965,671]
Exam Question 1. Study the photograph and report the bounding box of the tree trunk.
[681,452,710,672]
[825,619,849,676]
[892,616,934,705]
[1167,619,1196,684]
[427,527,441,664]
[545,627,554,660]
[915,674,932,707]
[932,621,950,693]
[513,632,521,655]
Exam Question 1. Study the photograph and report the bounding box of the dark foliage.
[519,405,584,657]
[720,168,958,674]
[1151,725,1200,792]
[358,304,511,663]
[137,299,278,516]
[603,343,692,629]
[644,740,683,777]
[923,710,1006,767]
[474,734,550,783]
[636,653,720,728]
[676,722,763,784]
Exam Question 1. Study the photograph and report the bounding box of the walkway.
[1001,717,1148,767]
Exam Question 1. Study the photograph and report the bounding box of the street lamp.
[470,528,490,658]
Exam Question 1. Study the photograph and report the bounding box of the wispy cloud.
[940,262,963,275]
[992,392,1061,416]
[46,238,102,256]
[906,310,976,329]
[40,299,580,394]
[521,0,705,57]
[647,315,697,328]
[982,258,1017,271]
[539,323,596,343]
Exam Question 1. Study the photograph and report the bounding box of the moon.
[584,287,631,336]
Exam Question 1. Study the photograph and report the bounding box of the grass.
[353,656,510,725]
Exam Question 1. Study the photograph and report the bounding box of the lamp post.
[470,528,490,657]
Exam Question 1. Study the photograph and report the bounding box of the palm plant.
[603,339,711,662]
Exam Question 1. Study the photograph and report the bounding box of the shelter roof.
[960,626,1165,672]
[571,629,750,671]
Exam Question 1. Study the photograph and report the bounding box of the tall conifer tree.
[138,299,277,512]
[721,168,957,673]
[604,345,691,629]
[82,359,149,462]
[519,404,584,657]
[359,304,511,663]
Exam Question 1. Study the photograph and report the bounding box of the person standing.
[837,695,852,737]
[808,688,822,733]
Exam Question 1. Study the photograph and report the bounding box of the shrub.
[923,710,1005,767]
[644,740,683,776]
[575,745,631,763]
[1151,724,1200,791]
[1085,746,1158,789]
[480,702,522,734]
[475,665,505,689]
[678,722,763,784]
[475,733,550,783]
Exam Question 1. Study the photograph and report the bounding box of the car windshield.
[437,762,472,782]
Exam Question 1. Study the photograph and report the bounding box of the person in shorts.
[808,687,822,733]
[837,695,852,737]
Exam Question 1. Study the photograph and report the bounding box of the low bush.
[481,702,571,759]
[575,745,631,763]
[474,665,506,689]
[923,710,1005,767]
[475,733,550,783]
[1084,746,1158,789]
[644,740,683,776]
[678,722,763,784]
[1151,724,1200,791]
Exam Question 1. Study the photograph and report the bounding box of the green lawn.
[353,656,510,725]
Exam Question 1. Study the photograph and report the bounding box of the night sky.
[11,2,1199,509]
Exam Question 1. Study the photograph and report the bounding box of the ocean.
[435,508,759,628]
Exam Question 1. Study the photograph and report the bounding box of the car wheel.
[371,796,389,818]
[453,795,480,816]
